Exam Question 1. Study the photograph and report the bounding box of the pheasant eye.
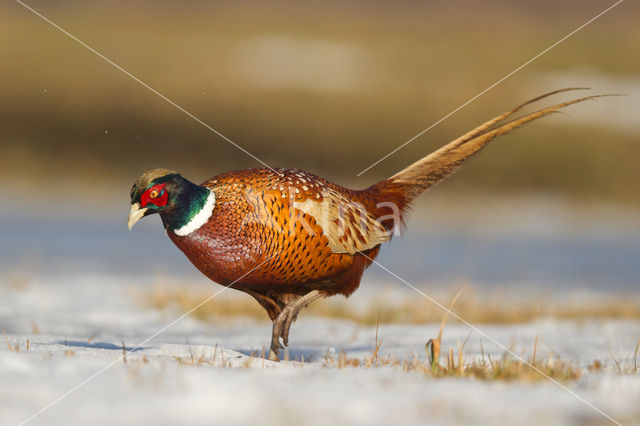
[140,183,168,207]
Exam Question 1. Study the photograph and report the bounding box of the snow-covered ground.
[1,272,639,426]
[1,196,639,425]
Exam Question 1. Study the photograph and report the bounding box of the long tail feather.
[429,87,590,156]
[382,91,618,201]
[365,89,620,229]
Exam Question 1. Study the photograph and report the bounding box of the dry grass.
[323,293,582,382]
[2,332,30,353]
[173,344,225,367]
[608,338,640,376]
[156,288,638,381]
[141,284,640,325]
[62,340,76,358]
[4,312,636,382]
[146,287,267,322]
[171,345,304,369]
[323,345,582,382]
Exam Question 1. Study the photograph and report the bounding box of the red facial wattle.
[140,183,168,208]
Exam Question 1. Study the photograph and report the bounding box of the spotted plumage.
[128,89,612,360]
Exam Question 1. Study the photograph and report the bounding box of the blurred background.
[1,0,639,304]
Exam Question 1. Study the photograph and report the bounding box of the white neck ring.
[173,190,215,236]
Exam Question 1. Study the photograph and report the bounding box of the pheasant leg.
[281,291,322,346]
[267,290,322,361]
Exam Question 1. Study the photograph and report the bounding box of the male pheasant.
[128,89,608,360]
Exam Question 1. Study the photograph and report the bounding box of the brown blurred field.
[141,281,640,325]
[1,0,639,202]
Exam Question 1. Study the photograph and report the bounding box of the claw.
[266,290,323,362]
[282,311,299,347]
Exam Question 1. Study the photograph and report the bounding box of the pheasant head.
[128,168,214,235]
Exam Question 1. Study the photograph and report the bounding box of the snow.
[1,272,639,426]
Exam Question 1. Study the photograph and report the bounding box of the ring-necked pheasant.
[128,89,610,360]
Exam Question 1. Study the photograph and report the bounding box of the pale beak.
[128,202,148,230]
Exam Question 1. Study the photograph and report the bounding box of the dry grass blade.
[611,357,622,374]
[2,331,14,351]
[121,342,127,363]
[370,313,383,365]
[426,288,464,368]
